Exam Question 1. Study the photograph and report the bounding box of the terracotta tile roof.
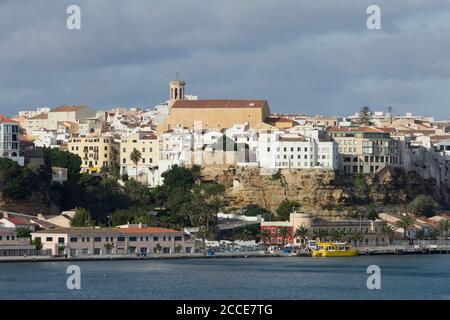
[138,131,158,140]
[0,115,19,124]
[51,105,87,112]
[33,227,183,235]
[5,217,33,225]
[171,99,268,109]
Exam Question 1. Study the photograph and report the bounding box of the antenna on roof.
[176,71,179,81]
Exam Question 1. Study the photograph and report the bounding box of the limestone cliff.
[201,166,449,217]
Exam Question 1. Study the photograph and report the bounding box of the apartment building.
[31,225,196,256]
[120,131,159,185]
[0,227,37,256]
[260,212,386,247]
[0,115,24,166]
[328,126,401,174]
[68,134,118,173]
[47,105,96,130]
[258,131,338,170]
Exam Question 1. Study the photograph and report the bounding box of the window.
[94,237,101,242]
[117,237,126,242]
[46,237,53,242]
[129,236,137,241]
[70,237,78,243]
[153,236,158,241]
[174,236,183,241]
[58,237,64,244]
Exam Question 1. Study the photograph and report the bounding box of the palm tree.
[415,229,426,240]
[348,231,364,247]
[294,226,310,248]
[104,242,115,254]
[313,229,329,242]
[437,219,450,239]
[259,228,271,245]
[395,214,414,240]
[381,225,396,245]
[332,230,347,242]
[130,149,142,178]
[190,201,219,250]
[277,227,290,247]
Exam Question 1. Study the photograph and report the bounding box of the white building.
[47,105,96,130]
[258,131,338,170]
[0,115,24,166]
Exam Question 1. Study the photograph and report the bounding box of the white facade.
[258,131,338,170]
[0,117,24,166]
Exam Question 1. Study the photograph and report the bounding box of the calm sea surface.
[1,255,449,300]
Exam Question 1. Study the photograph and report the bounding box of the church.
[158,80,274,132]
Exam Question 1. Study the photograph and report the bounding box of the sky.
[1,0,450,119]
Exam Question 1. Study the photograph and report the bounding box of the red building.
[259,224,293,245]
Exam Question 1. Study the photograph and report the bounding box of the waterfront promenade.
[1,242,450,263]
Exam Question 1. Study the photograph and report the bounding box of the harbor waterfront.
[1,255,449,300]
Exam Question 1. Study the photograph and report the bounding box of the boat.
[312,242,358,257]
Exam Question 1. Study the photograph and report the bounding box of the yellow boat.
[312,242,358,257]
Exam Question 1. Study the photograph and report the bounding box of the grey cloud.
[1,0,450,119]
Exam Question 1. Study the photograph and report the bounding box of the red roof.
[0,115,19,124]
[51,105,87,112]
[5,217,32,225]
[171,99,268,109]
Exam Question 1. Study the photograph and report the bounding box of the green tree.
[235,226,256,241]
[259,228,271,244]
[348,231,364,246]
[275,199,300,221]
[0,158,28,200]
[161,165,195,192]
[70,207,94,227]
[366,205,379,221]
[395,214,414,240]
[130,149,142,178]
[43,148,82,182]
[123,179,152,205]
[16,227,31,238]
[242,204,274,221]
[33,238,42,250]
[381,225,396,245]
[437,219,450,239]
[313,229,330,241]
[332,230,347,242]
[358,106,372,125]
[104,242,115,254]
[407,195,438,218]
[277,226,290,247]
[294,226,310,247]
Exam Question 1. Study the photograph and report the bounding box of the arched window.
[2,152,9,157]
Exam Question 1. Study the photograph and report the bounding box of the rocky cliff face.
[201,166,449,217]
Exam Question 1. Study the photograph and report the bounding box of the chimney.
[139,222,143,229]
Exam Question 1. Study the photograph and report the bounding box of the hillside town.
[1,79,450,259]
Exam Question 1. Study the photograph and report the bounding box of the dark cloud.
[1,0,450,118]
